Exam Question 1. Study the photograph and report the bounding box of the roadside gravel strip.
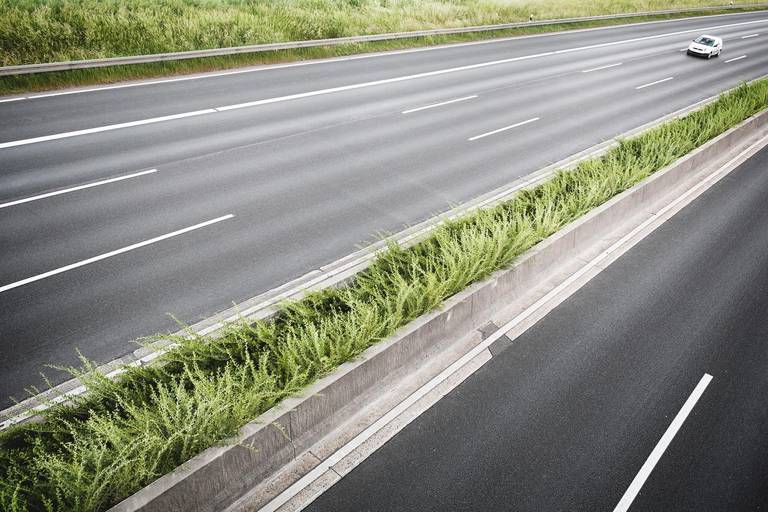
[1,80,766,512]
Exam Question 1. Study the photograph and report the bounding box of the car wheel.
[707,52,712,59]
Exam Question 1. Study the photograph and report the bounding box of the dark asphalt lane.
[1,12,768,406]
[305,146,768,511]
[4,23,768,201]
[2,10,767,142]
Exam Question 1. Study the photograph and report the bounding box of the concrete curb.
[2,5,766,76]
[250,116,768,512]
[3,78,752,430]
[108,108,768,510]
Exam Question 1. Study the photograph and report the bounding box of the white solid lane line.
[636,76,674,89]
[741,33,760,38]
[613,373,714,512]
[725,54,747,62]
[0,109,216,149]
[581,62,623,73]
[215,53,556,112]
[402,95,478,114]
[0,214,234,294]
[0,169,158,209]
[3,17,768,149]
[0,97,26,103]
[468,117,540,141]
[217,18,768,113]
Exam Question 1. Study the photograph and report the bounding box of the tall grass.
[2,0,757,65]
[1,79,767,511]
[0,0,761,94]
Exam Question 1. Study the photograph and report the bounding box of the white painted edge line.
[468,117,540,141]
[0,169,158,209]
[4,11,764,103]
[742,32,761,37]
[0,361,135,429]
[1,354,150,429]
[401,95,478,114]
[0,97,25,103]
[258,131,765,512]
[636,76,674,89]
[613,373,713,512]
[0,109,215,149]
[3,17,768,149]
[582,62,623,73]
[725,54,748,62]
[0,214,234,294]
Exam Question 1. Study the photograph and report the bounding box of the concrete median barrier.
[108,105,768,512]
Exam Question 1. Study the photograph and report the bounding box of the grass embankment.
[1,78,767,511]
[0,0,763,94]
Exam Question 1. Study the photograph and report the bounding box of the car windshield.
[694,36,716,46]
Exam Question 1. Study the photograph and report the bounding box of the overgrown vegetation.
[1,79,767,511]
[4,0,757,65]
[0,0,762,94]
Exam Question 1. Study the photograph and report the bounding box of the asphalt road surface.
[2,11,768,405]
[306,145,768,511]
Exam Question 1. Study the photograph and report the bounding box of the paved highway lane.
[2,10,768,142]
[305,146,768,511]
[2,11,768,405]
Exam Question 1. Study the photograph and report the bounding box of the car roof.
[698,34,720,40]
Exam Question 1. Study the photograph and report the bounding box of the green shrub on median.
[1,78,767,511]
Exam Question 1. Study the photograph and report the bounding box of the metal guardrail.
[2,4,767,76]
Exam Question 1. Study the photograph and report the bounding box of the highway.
[2,11,768,406]
[305,143,768,511]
